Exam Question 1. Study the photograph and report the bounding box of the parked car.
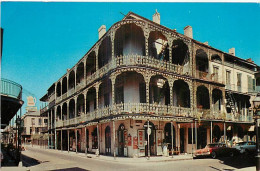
[234,141,256,154]
[194,143,238,159]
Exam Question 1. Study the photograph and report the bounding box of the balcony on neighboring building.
[1,78,24,128]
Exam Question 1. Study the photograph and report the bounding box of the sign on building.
[26,96,37,112]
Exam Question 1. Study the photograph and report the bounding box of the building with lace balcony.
[40,11,259,157]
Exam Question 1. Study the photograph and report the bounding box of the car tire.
[211,151,217,159]
[245,150,249,156]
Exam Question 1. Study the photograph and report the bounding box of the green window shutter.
[253,79,256,91]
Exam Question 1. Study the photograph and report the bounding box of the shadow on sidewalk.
[51,167,89,171]
[21,154,43,167]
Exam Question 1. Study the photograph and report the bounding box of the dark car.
[194,143,238,159]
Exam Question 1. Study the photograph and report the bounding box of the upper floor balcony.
[195,70,223,84]
[56,103,192,128]
[55,54,191,103]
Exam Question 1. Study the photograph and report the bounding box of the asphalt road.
[21,146,255,171]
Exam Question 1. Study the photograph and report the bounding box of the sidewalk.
[25,145,193,163]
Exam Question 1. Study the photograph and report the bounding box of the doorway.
[164,123,176,151]
[118,124,125,156]
[197,127,207,149]
[180,128,184,153]
[144,121,156,156]
[105,126,111,155]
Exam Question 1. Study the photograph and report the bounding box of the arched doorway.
[213,125,221,142]
[118,124,126,156]
[164,123,176,152]
[144,121,156,156]
[105,126,111,155]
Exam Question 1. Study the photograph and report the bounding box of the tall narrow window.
[237,73,242,92]
[248,76,252,92]
[31,118,35,125]
[213,66,219,82]
[226,70,231,89]
[38,118,42,125]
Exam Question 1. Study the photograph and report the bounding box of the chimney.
[184,25,193,39]
[229,48,235,56]
[204,42,209,45]
[153,9,160,24]
[98,25,106,39]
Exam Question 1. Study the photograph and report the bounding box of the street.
[17,146,255,171]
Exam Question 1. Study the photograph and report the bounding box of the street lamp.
[253,96,260,171]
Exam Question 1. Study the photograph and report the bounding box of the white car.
[234,141,256,154]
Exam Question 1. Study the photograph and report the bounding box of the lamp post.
[253,96,260,171]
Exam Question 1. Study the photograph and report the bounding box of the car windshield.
[207,144,217,148]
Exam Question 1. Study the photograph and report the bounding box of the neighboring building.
[21,110,48,143]
[41,11,260,157]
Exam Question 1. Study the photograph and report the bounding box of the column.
[113,120,116,158]
[67,73,69,95]
[171,121,174,158]
[168,38,173,64]
[74,68,77,90]
[67,102,69,121]
[144,30,149,56]
[169,79,174,106]
[110,30,115,61]
[189,82,194,117]
[75,97,77,118]
[191,121,194,157]
[83,61,86,85]
[97,124,100,156]
[147,120,150,159]
[195,120,197,150]
[61,105,63,121]
[188,43,193,75]
[85,127,87,154]
[111,77,116,106]
[95,47,99,71]
[67,130,69,152]
[224,122,226,143]
[221,90,226,115]
[145,75,151,104]
[75,129,78,153]
[51,110,53,149]
[95,84,100,118]
[209,86,213,115]
[61,129,63,151]
[55,107,57,150]
[84,94,87,115]
[210,121,212,143]
[61,81,63,97]
[48,111,50,149]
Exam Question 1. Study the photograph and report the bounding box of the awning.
[248,125,255,132]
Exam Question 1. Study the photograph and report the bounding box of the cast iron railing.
[1,78,22,100]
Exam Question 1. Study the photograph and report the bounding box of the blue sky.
[1,2,260,116]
